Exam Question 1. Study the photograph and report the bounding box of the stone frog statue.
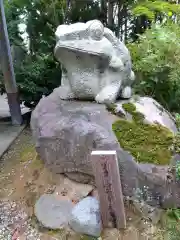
[54,20,135,104]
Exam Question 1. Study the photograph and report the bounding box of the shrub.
[0,54,61,108]
[128,22,180,112]
[16,54,61,107]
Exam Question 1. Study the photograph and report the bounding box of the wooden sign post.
[91,150,126,229]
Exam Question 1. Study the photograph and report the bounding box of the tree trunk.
[100,0,107,26]
[124,4,128,42]
[117,0,123,40]
[108,0,114,30]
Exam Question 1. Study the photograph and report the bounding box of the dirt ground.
[0,127,173,239]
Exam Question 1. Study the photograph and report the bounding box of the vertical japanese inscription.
[91,151,126,229]
[101,161,116,226]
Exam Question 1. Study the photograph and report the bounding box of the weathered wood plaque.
[91,150,126,229]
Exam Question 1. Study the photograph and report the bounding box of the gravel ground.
[0,199,40,240]
[0,128,48,240]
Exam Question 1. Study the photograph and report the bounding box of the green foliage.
[175,113,180,130]
[0,0,63,107]
[133,5,155,20]
[0,54,61,107]
[132,0,180,21]
[172,133,180,154]
[128,22,180,112]
[25,0,65,55]
[112,104,174,165]
[2,0,180,109]
[175,159,180,180]
[68,0,101,23]
[15,54,61,107]
[4,0,24,46]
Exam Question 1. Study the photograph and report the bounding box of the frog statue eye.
[88,20,104,41]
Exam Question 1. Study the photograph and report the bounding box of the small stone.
[45,185,56,194]
[55,177,94,203]
[69,197,102,237]
[35,194,74,229]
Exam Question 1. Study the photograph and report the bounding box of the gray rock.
[34,194,73,229]
[69,197,102,237]
[54,176,94,203]
[31,89,180,208]
[31,88,140,196]
[115,96,177,133]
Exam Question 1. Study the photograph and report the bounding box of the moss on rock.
[122,102,145,123]
[80,235,98,240]
[122,102,136,114]
[105,103,117,115]
[112,103,175,165]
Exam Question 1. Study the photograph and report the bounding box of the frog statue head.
[54,20,135,104]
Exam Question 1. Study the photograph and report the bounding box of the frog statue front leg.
[95,82,122,104]
[95,52,134,104]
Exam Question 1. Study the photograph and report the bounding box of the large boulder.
[31,88,180,208]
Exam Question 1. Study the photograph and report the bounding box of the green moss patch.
[112,103,175,165]
[122,102,145,122]
[80,235,98,240]
[105,103,117,115]
[122,102,136,114]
